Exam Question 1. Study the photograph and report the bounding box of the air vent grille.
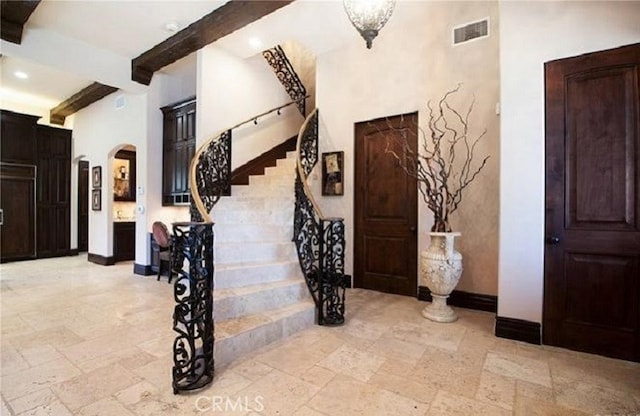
[453,19,489,45]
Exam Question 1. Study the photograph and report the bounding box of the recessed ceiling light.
[14,71,28,80]
[164,21,180,33]
[248,37,262,49]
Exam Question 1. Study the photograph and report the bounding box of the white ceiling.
[0,0,360,120]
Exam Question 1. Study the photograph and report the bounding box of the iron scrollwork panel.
[194,129,232,219]
[262,45,307,116]
[171,222,215,394]
[320,219,346,326]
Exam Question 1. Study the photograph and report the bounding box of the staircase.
[211,151,315,365]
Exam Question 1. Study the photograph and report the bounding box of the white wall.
[72,91,147,258]
[498,1,640,322]
[315,1,501,293]
[196,45,303,173]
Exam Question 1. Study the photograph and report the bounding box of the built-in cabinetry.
[113,221,135,262]
[113,149,136,202]
[0,110,71,262]
[161,97,195,206]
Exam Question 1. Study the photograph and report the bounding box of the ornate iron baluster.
[293,110,346,326]
[192,129,231,221]
[263,45,307,116]
[171,222,214,394]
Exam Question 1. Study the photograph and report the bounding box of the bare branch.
[376,84,490,232]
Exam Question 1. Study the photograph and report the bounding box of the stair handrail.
[293,109,346,326]
[189,96,308,222]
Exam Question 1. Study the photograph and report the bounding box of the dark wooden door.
[354,113,418,296]
[544,43,640,362]
[0,164,36,262]
[78,160,89,252]
[36,126,71,258]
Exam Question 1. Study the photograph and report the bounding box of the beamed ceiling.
[0,0,363,125]
[0,0,293,125]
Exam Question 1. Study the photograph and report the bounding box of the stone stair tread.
[214,278,305,299]
[215,300,314,341]
[216,259,298,271]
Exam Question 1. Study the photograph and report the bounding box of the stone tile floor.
[1,255,639,415]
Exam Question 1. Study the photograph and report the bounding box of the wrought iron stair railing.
[263,45,307,116]
[293,109,346,326]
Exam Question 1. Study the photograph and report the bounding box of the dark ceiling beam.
[0,0,41,44]
[131,0,294,85]
[49,82,118,126]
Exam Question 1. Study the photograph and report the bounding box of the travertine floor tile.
[291,405,328,416]
[553,375,638,415]
[514,395,589,416]
[299,364,337,388]
[475,370,516,410]
[113,381,161,407]
[307,374,429,416]
[14,398,73,416]
[368,370,437,404]
[8,388,58,415]
[75,397,136,416]
[235,369,319,416]
[427,389,511,416]
[51,363,141,410]
[410,346,483,399]
[1,357,81,401]
[317,344,385,382]
[484,351,552,387]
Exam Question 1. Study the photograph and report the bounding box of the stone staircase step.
[214,195,294,212]
[214,300,315,366]
[214,260,300,289]
[214,223,293,243]
[215,241,296,264]
[214,207,292,225]
[214,278,308,321]
[231,183,292,197]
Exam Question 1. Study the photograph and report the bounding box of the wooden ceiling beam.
[131,0,294,85]
[0,0,41,44]
[49,82,118,126]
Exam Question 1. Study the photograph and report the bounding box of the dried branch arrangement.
[381,85,489,232]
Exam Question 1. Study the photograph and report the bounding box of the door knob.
[409,226,417,232]
[546,236,560,244]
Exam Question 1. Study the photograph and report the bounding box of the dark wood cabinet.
[0,164,36,261]
[0,110,71,262]
[161,97,196,205]
[114,222,135,262]
[1,111,38,164]
[113,150,136,201]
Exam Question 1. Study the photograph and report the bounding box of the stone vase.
[420,232,463,323]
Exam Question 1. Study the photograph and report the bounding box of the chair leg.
[167,258,173,284]
[157,261,162,281]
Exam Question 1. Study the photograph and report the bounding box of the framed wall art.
[322,151,344,196]
[91,189,101,211]
[92,166,102,188]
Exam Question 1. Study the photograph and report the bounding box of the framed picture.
[91,189,101,211]
[322,151,344,196]
[92,166,102,188]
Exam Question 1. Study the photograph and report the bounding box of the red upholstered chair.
[152,221,173,283]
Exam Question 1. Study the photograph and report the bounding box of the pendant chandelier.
[343,0,396,49]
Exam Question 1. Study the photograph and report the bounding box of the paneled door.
[544,43,640,361]
[354,113,418,296]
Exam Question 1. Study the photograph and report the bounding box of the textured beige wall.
[315,1,500,296]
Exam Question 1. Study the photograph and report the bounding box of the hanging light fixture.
[343,0,396,49]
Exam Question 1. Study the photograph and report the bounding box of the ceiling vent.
[453,18,489,45]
